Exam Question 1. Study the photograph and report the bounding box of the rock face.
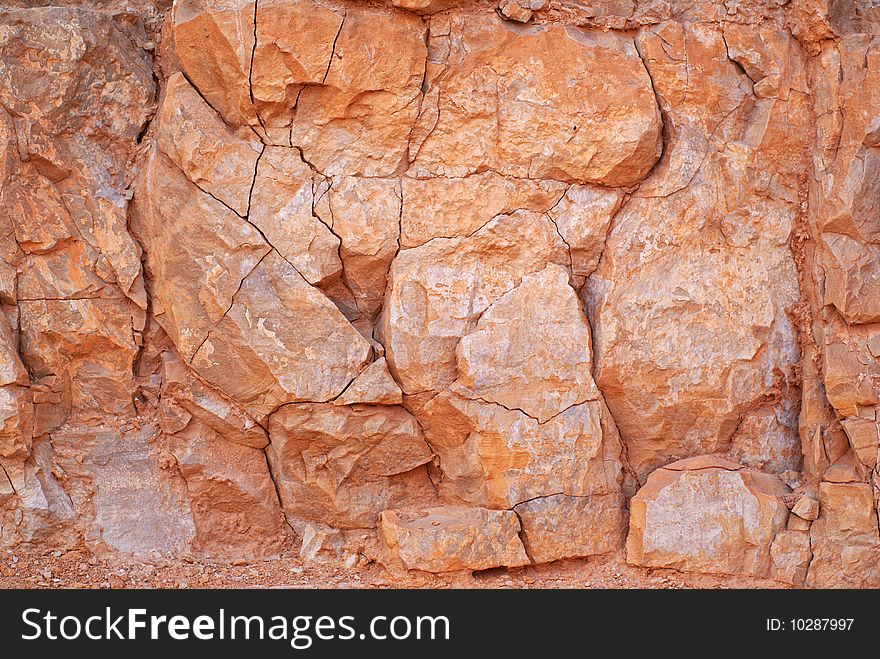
[515,493,627,564]
[589,21,805,481]
[2,0,880,587]
[156,73,262,216]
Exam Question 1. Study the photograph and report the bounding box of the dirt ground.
[0,547,786,589]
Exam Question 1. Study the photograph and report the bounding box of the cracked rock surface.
[2,0,880,588]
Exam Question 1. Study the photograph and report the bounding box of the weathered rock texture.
[2,0,880,587]
[626,456,790,578]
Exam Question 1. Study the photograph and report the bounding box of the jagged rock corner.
[1,0,880,588]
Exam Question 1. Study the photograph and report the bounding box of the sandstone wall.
[1,0,879,587]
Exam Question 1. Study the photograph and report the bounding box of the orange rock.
[267,403,436,529]
[787,514,812,532]
[4,172,77,257]
[379,506,530,572]
[822,320,880,419]
[840,417,879,468]
[327,177,401,319]
[0,7,151,302]
[792,494,820,521]
[157,73,262,216]
[822,234,880,325]
[334,358,403,406]
[548,185,624,279]
[250,0,344,136]
[410,15,661,185]
[770,530,811,586]
[401,174,565,248]
[590,21,805,480]
[499,0,543,23]
[0,386,33,461]
[807,482,880,587]
[626,458,790,577]
[172,0,259,132]
[822,459,863,483]
[452,265,598,423]
[418,392,623,509]
[49,428,195,555]
[160,350,268,449]
[0,315,33,459]
[248,147,342,286]
[514,493,627,563]
[133,146,371,420]
[383,210,568,395]
[6,0,880,588]
[729,409,802,476]
[286,4,426,175]
[132,147,269,361]
[20,298,140,418]
[0,7,153,434]
[168,421,290,559]
[189,252,372,420]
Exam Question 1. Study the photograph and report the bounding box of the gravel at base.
[0,548,785,589]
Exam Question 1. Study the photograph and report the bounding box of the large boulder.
[626,456,790,577]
